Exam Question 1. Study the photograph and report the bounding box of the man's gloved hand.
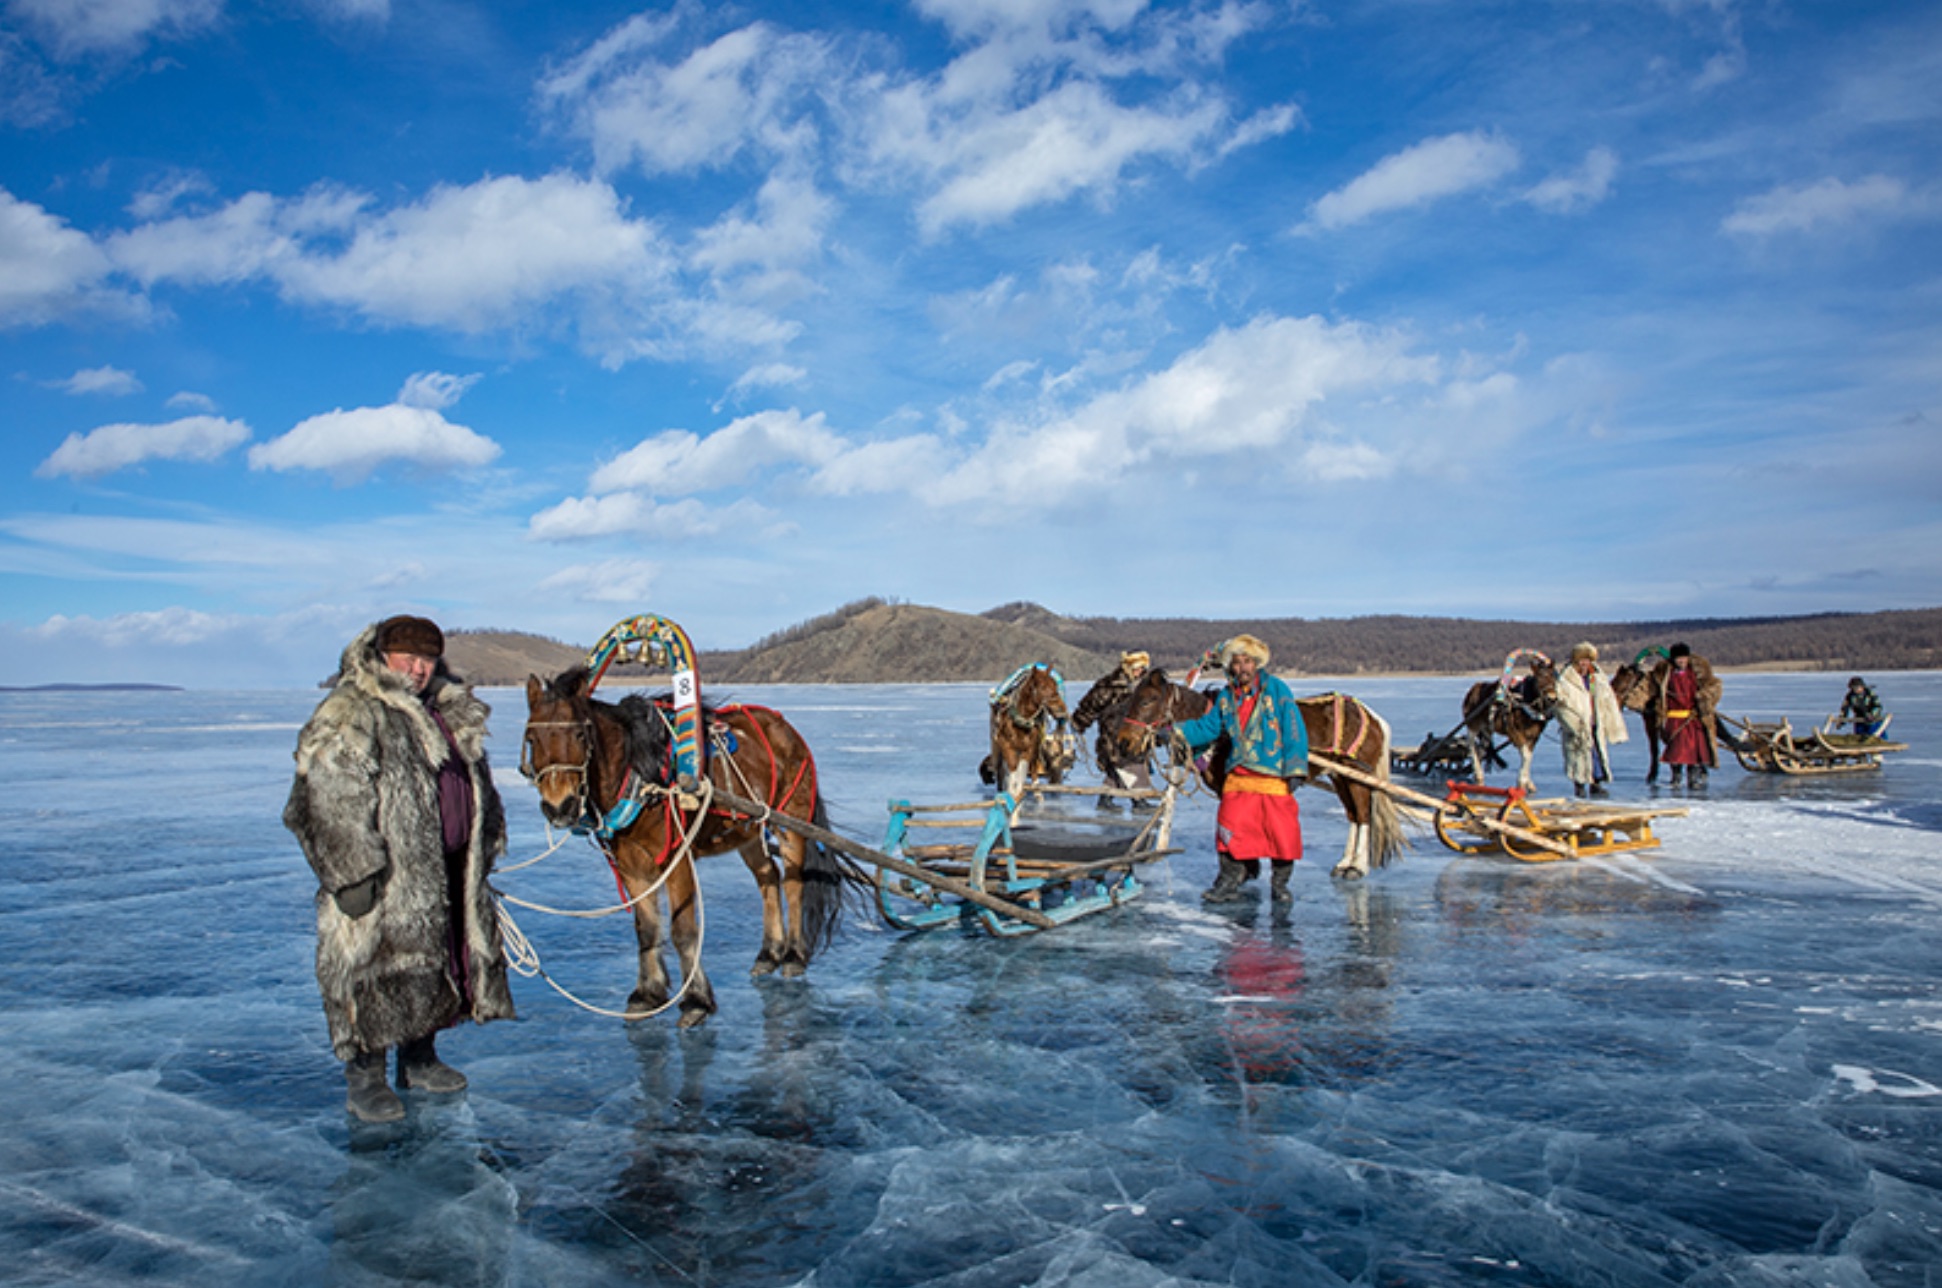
[333,871,385,919]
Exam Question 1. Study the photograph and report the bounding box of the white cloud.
[248,404,501,481]
[536,558,661,604]
[8,0,221,58]
[901,80,1227,234]
[589,408,843,495]
[540,19,831,176]
[107,174,678,343]
[933,312,1439,503]
[397,370,481,410]
[1721,175,1915,237]
[0,188,132,326]
[53,364,143,396]
[1524,147,1618,214]
[167,390,219,412]
[727,363,807,398]
[527,492,772,541]
[32,604,237,646]
[1303,131,1521,232]
[36,415,251,479]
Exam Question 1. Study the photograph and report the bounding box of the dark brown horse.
[979,664,1072,798]
[522,667,868,1028]
[1610,651,1666,783]
[1114,668,1407,880]
[1460,652,1559,791]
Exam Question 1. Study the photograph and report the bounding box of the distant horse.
[522,667,869,1028]
[1609,649,1666,784]
[1114,668,1407,881]
[978,664,1072,797]
[1460,651,1559,791]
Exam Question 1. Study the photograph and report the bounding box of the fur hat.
[1218,634,1271,668]
[1120,650,1150,670]
[1669,642,1691,661]
[375,614,444,658]
[1571,641,1598,662]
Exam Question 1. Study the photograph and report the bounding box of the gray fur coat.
[283,624,515,1060]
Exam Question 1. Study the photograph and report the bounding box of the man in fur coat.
[1070,650,1154,810]
[1554,642,1628,798]
[1649,642,1722,789]
[284,615,516,1122]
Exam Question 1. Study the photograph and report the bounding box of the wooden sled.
[1431,781,1687,863]
[1722,713,1907,775]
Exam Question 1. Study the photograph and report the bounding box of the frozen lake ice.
[2,671,1940,1285]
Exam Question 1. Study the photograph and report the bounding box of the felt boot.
[1268,860,1296,904]
[397,1033,467,1094]
[1687,765,1708,790]
[1201,855,1250,902]
[346,1049,405,1123]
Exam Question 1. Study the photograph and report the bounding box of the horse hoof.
[1331,866,1365,882]
[676,1009,710,1029]
[749,955,780,978]
[779,961,806,979]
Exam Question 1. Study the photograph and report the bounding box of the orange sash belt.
[1224,772,1292,797]
[1665,709,1693,719]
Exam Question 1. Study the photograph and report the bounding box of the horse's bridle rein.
[521,717,597,801]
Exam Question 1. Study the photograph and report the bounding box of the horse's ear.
[526,674,543,705]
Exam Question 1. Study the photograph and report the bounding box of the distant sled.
[1720,711,1908,775]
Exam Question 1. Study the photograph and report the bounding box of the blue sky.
[2,0,1937,687]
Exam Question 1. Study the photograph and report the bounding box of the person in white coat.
[1554,641,1628,798]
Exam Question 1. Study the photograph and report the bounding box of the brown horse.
[522,667,868,1028]
[1460,653,1559,791]
[1610,652,1665,783]
[1114,668,1407,880]
[978,664,1072,798]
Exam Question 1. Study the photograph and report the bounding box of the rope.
[492,779,717,1021]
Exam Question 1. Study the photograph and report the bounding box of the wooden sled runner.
[1721,713,1908,775]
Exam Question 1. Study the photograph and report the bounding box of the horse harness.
[523,705,749,841]
[1308,692,1378,760]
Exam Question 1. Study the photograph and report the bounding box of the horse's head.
[1012,666,1066,723]
[1525,659,1560,715]
[1112,667,1175,759]
[523,667,599,830]
[1610,662,1649,712]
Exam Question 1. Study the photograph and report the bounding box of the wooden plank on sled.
[710,786,1059,930]
[1307,751,1576,860]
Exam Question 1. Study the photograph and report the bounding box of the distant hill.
[439,602,1942,688]
[445,629,586,687]
[702,600,1116,683]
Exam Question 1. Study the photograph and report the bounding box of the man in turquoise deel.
[1176,634,1310,904]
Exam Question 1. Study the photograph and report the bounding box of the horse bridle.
[521,717,596,795]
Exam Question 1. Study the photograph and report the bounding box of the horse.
[978,664,1072,798]
[1610,650,1665,783]
[1460,653,1559,791]
[1113,668,1407,881]
[522,667,869,1028]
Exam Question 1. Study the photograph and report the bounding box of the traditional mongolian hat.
[1120,650,1150,670]
[375,614,444,658]
[1571,641,1599,661]
[1669,642,1692,660]
[1218,634,1271,668]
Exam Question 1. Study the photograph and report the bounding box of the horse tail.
[1363,710,1409,871]
[795,794,876,961]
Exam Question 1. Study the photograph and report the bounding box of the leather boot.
[1687,765,1708,790]
[1269,860,1295,903]
[346,1049,405,1122]
[397,1033,467,1094]
[1201,855,1249,902]
[1238,858,1262,886]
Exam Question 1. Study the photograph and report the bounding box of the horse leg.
[1645,716,1661,784]
[739,835,789,977]
[623,867,674,1019]
[1330,781,1369,881]
[771,831,815,979]
[662,858,717,1028]
[1516,740,1536,792]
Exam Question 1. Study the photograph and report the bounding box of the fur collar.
[336,622,491,763]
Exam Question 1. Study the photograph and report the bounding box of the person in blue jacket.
[1176,634,1310,903]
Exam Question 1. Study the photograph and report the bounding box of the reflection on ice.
[0,674,1939,1284]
